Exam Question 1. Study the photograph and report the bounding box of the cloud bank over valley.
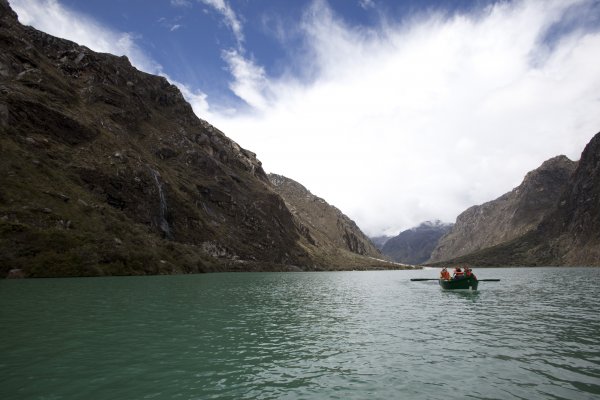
[11,0,600,235]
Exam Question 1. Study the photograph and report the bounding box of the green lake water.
[1,267,599,399]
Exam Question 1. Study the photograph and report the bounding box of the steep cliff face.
[430,132,600,267]
[268,174,384,261]
[428,155,577,263]
[550,132,600,264]
[382,221,452,265]
[0,1,314,276]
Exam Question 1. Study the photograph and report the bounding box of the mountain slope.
[432,132,600,266]
[0,1,405,276]
[428,155,577,263]
[268,174,392,267]
[382,221,453,264]
[370,235,391,250]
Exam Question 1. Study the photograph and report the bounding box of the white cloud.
[170,24,182,31]
[221,50,271,111]
[198,0,244,47]
[359,0,375,10]
[8,0,600,237]
[209,0,600,236]
[171,0,192,7]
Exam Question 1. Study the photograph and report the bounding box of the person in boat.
[453,267,464,279]
[465,267,476,280]
[440,267,450,280]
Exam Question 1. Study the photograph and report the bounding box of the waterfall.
[149,167,172,240]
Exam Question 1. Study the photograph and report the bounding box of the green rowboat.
[439,276,478,290]
[410,276,497,288]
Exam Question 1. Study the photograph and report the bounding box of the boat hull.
[439,277,478,290]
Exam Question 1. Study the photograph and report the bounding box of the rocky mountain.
[535,132,600,265]
[447,132,600,266]
[429,132,600,266]
[428,155,577,263]
[370,235,391,250]
[268,174,386,265]
[0,1,405,277]
[381,221,453,264]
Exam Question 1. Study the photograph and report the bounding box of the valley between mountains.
[1,0,599,278]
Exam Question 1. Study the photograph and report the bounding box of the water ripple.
[1,268,599,399]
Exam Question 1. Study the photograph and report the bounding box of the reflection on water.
[0,268,599,400]
[442,289,481,302]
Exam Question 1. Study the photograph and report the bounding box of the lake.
[1,268,599,399]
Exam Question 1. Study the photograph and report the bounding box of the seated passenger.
[453,267,464,279]
[470,269,477,280]
[440,267,450,280]
[465,267,477,279]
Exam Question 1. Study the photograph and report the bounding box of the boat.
[439,276,478,290]
[410,272,497,289]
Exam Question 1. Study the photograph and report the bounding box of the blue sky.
[46,0,498,110]
[10,0,600,235]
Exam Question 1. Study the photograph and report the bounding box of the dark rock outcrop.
[428,155,577,263]
[382,221,453,265]
[0,2,406,276]
[539,132,600,265]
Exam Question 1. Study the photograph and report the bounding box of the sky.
[9,0,600,236]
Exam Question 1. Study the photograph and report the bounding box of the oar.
[410,278,501,282]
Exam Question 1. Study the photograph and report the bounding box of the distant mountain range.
[370,235,391,250]
[0,1,403,277]
[428,134,600,266]
[378,221,453,265]
[374,136,599,267]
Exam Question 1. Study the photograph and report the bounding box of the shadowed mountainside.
[430,132,600,266]
[0,1,407,277]
[268,173,386,264]
[428,155,577,263]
